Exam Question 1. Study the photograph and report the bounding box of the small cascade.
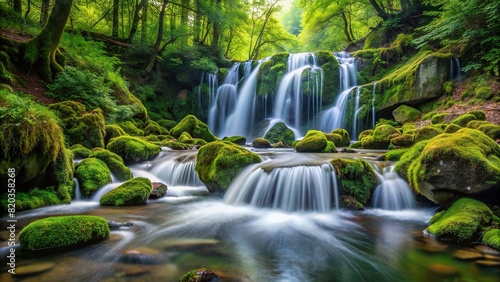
[90,182,122,202]
[352,87,362,141]
[450,57,462,82]
[319,52,358,133]
[224,163,339,212]
[150,160,203,187]
[371,82,377,129]
[371,165,417,210]
[208,63,238,136]
[73,177,82,201]
[198,72,218,121]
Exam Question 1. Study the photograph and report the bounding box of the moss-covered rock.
[362,124,401,149]
[331,158,377,205]
[257,52,289,97]
[295,130,337,153]
[451,113,477,127]
[157,119,177,130]
[358,129,373,141]
[105,125,127,146]
[431,113,454,124]
[70,144,92,159]
[392,105,421,124]
[390,134,415,148]
[426,198,493,242]
[385,148,410,161]
[118,121,144,136]
[475,86,494,100]
[222,136,246,146]
[482,229,500,251]
[88,149,133,181]
[414,125,443,142]
[443,123,461,133]
[0,91,73,207]
[195,141,262,192]
[478,124,500,141]
[402,123,417,135]
[170,115,217,142]
[75,158,111,197]
[264,122,296,146]
[107,136,161,163]
[402,128,500,205]
[19,215,110,251]
[144,124,170,136]
[160,140,193,150]
[252,137,271,148]
[179,268,220,282]
[178,131,207,146]
[339,195,364,210]
[100,177,152,206]
[330,128,350,147]
[466,120,490,129]
[467,110,486,121]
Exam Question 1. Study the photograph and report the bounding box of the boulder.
[100,177,152,206]
[295,130,337,153]
[169,115,217,142]
[107,136,161,163]
[88,148,133,181]
[392,105,421,124]
[150,182,168,199]
[264,122,296,146]
[482,229,500,251]
[252,137,271,148]
[75,158,111,197]
[222,136,246,146]
[179,268,221,282]
[331,158,377,205]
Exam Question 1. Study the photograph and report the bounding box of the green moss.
[160,140,193,150]
[48,100,86,117]
[392,105,421,124]
[70,144,91,159]
[331,158,377,204]
[144,124,170,136]
[316,51,340,105]
[376,118,399,128]
[358,129,373,141]
[450,113,477,127]
[414,125,443,142]
[179,268,220,282]
[88,149,132,181]
[257,53,289,97]
[295,130,337,153]
[330,128,350,147]
[385,148,410,161]
[169,115,217,142]
[252,138,271,148]
[422,111,438,121]
[100,177,152,206]
[19,215,110,251]
[402,123,417,135]
[75,158,111,197]
[426,198,492,242]
[444,124,462,133]
[467,110,486,121]
[264,122,296,146]
[390,134,415,148]
[430,113,450,124]
[105,124,127,146]
[477,124,500,141]
[157,119,177,130]
[107,136,161,162]
[363,124,401,149]
[394,140,429,180]
[222,136,246,145]
[1,187,65,212]
[466,120,490,129]
[475,86,494,100]
[443,81,453,96]
[195,141,262,192]
[482,229,500,250]
[118,121,144,136]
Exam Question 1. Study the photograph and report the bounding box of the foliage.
[100,177,152,206]
[1,187,64,212]
[19,215,110,251]
[482,229,500,250]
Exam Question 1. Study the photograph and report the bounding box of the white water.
[371,165,417,210]
[352,87,362,140]
[208,63,238,135]
[73,177,82,201]
[371,82,377,129]
[150,160,204,187]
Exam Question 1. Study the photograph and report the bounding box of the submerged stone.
[15,262,55,276]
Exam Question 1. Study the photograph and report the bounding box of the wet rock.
[120,265,154,276]
[16,262,55,276]
[417,237,449,253]
[107,220,134,230]
[474,245,500,256]
[150,182,168,199]
[476,260,500,267]
[179,268,221,282]
[453,249,484,260]
[119,247,162,265]
[428,264,459,277]
[339,195,364,210]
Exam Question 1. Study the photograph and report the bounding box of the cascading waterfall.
[319,52,358,133]
[371,82,377,129]
[371,165,417,210]
[450,57,462,82]
[208,63,239,136]
[198,72,218,120]
[224,162,339,212]
[150,160,204,187]
[73,177,82,201]
[352,87,362,141]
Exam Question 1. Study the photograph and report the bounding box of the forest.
[0,0,500,281]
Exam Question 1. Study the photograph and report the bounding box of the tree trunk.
[40,0,50,27]
[141,1,148,43]
[369,0,390,20]
[193,0,201,43]
[127,0,147,43]
[21,0,73,82]
[211,0,222,49]
[341,12,354,43]
[24,0,31,19]
[180,0,190,46]
[112,0,119,37]
[144,0,169,76]
[13,0,21,15]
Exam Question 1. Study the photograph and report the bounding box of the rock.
[413,125,443,142]
[118,121,144,136]
[390,134,415,148]
[144,124,170,136]
[107,220,134,230]
[222,136,246,146]
[425,198,492,242]
[399,128,500,205]
[157,119,177,130]
[330,129,350,147]
[122,265,154,276]
[474,245,500,256]
[107,136,161,163]
[179,268,221,282]
[295,130,337,153]
[195,141,262,192]
[362,124,401,149]
[392,105,421,124]
[252,137,271,148]
[89,148,133,182]
[70,144,92,159]
[482,229,500,251]
[119,247,162,264]
[169,115,218,142]
[178,132,207,147]
[453,249,484,260]
[100,177,152,206]
[331,158,377,204]
[16,262,55,276]
[428,264,459,276]
[104,124,127,146]
[339,195,364,210]
[264,122,296,146]
[75,158,112,197]
[19,215,110,251]
[475,260,500,267]
[150,182,168,199]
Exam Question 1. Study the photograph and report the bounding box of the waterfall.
[198,72,218,122]
[224,163,339,212]
[371,165,417,210]
[150,160,203,187]
[207,63,238,135]
[352,87,362,141]
[73,177,82,201]
[319,52,358,133]
[371,82,377,129]
[450,57,462,82]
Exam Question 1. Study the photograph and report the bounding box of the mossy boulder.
[475,86,494,100]
[160,140,193,150]
[414,125,443,142]
[466,120,490,129]
[431,113,455,124]
[157,119,177,130]
[392,105,421,124]
[331,158,377,205]
[444,124,462,134]
[264,122,295,146]
[178,131,207,146]
[362,124,401,149]
[179,268,220,282]
[401,128,500,205]
[426,198,493,242]
[107,136,161,163]
[144,124,170,136]
[19,215,110,251]
[390,134,415,148]
[451,113,477,127]
[88,149,133,181]
[195,141,262,192]
[169,115,217,142]
[330,128,350,147]
[105,125,127,146]
[339,195,364,210]
[358,129,373,141]
[70,144,91,159]
[252,137,271,148]
[118,121,144,136]
[482,229,500,251]
[467,110,486,121]
[222,136,246,145]
[0,91,73,206]
[295,130,337,153]
[100,177,152,206]
[75,158,112,197]
[478,124,500,141]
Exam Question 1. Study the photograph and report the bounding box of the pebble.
[16,262,55,276]
[475,260,500,267]
[453,249,484,260]
[473,245,500,256]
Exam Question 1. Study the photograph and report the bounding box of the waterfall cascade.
[371,165,417,210]
[224,161,339,212]
[73,177,82,201]
[150,160,204,187]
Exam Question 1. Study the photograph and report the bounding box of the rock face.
[19,215,110,251]
[397,128,500,205]
[100,177,152,206]
[195,141,262,192]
